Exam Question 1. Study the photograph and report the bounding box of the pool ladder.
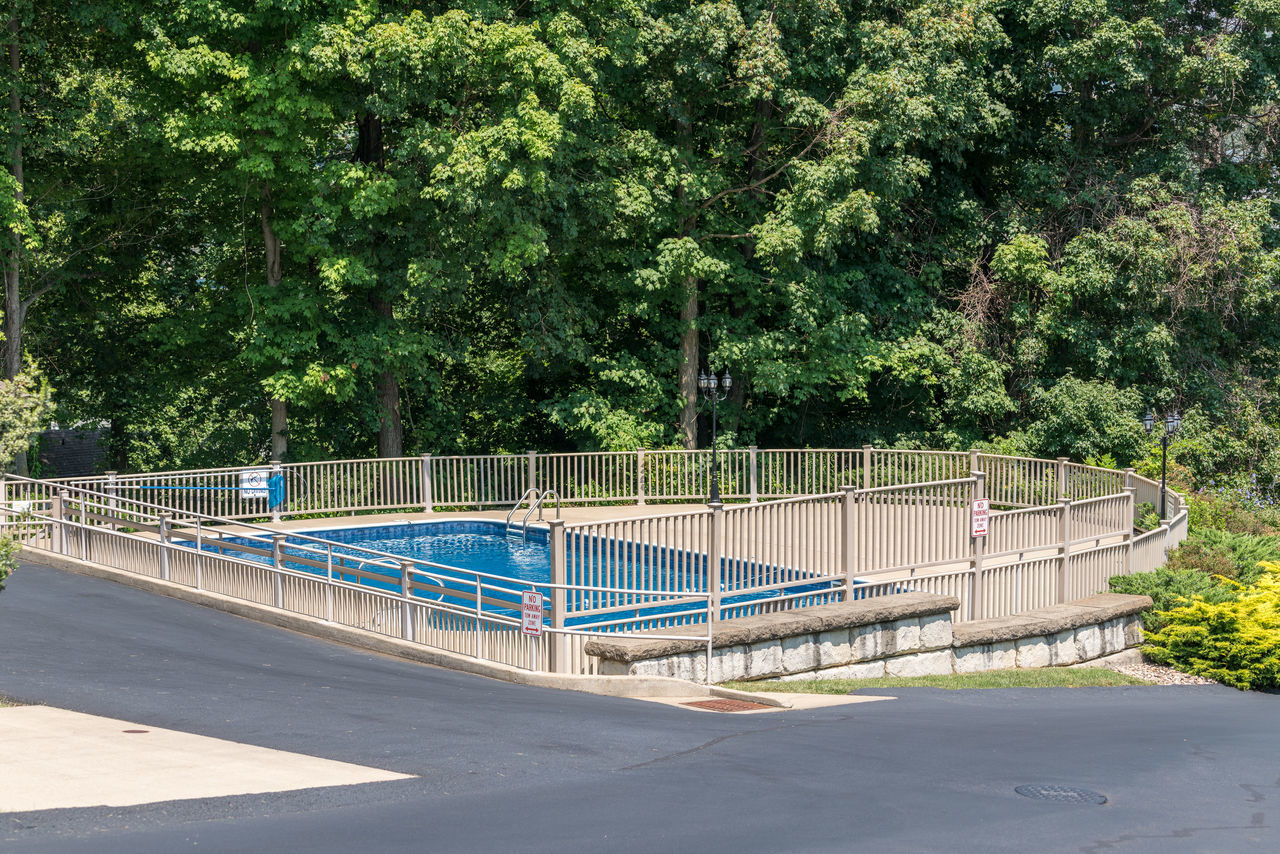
[505,488,560,542]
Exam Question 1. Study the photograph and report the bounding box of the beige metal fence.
[12,448,1191,677]
[2,479,719,678]
[44,447,1172,520]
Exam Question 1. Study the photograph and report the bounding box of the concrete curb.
[21,549,783,704]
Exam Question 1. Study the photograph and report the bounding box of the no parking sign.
[521,590,544,636]
[971,498,990,537]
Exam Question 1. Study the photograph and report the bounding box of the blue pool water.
[276,520,553,583]
[183,520,843,625]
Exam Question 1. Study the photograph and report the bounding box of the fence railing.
[0,477,726,678]
[10,447,1191,677]
[44,447,1168,522]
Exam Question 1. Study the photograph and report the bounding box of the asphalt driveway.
[2,561,1276,853]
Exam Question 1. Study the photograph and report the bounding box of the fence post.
[270,460,283,523]
[1057,457,1069,499]
[400,561,415,642]
[636,449,646,505]
[709,503,724,624]
[841,486,858,599]
[271,534,286,608]
[969,472,985,621]
[548,520,567,673]
[105,471,118,530]
[968,448,979,475]
[1057,498,1072,604]
[1123,485,1137,575]
[158,513,171,581]
[1124,467,1135,490]
[749,446,759,503]
[52,490,66,554]
[420,454,434,512]
[862,445,873,490]
[195,519,204,591]
[526,450,538,495]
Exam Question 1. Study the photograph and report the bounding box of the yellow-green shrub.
[1144,562,1280,690]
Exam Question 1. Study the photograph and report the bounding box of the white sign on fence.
[521,590,544,637]
[971,498,991,537]
[239,468,270,499]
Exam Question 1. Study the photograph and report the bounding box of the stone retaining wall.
[584,592,1153,683]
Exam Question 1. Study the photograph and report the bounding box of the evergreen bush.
[1143,564,1280,690]
[1109,568,1236,633]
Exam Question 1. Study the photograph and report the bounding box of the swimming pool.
[184,520,844,625]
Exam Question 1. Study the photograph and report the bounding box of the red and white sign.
[971,498,991,537]
[521,590,544,637]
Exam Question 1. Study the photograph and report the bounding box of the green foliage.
[0,370,54,470]
[1144,564,1280,690]
[1168,530,1280,585]
[1109,568,1237,633]
[998,377,1146,464]
[7,0,1280,483]
[1164,541,1240,581]
[0,536,18,592]
[1184,489,1278,536]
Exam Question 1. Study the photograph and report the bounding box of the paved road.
[2,561,1277,853]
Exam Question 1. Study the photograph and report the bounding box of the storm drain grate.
[1015,785,1107,805]
[682,698,773,713]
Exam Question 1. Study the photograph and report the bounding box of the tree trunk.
[4,18,24,382]
[261,188,288,460]
[6,19,26,474]
[679,275,699,450]
[357,113,402,458]
[376,370,402,458]
[370,295,401,457]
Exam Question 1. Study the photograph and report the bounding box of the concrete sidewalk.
[0,705,412,812]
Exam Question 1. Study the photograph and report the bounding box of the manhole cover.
[122,729,150,734]
[682,698,773,713]
[1015,785,1107,805]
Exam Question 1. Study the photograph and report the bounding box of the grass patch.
[722,668,1148,693]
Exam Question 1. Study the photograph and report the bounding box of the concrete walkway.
[0,706,411,812]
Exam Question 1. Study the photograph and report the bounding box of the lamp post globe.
[1143,409,1180,519]
[700,369,731,504]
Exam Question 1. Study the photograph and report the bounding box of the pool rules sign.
[971,498,991,538]
[521,590,544,637]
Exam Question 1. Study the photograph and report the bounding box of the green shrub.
[0,535,17,593]
[1135,502,1160,531]
[1193,530,1280,584]
[1165,539,1240,579]
[1185,489,1277,535]
[1163,530,1280,583]
[1109,567,1237,632]
[1144,563,1280,690]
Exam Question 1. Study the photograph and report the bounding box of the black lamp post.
[698,369,731,504]
[1143,409,1182,519]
